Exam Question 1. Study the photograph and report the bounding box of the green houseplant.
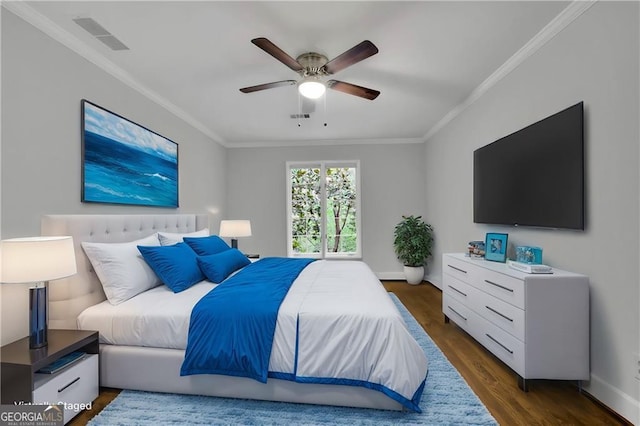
[393,215,434,284]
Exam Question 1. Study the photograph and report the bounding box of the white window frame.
[286,160,362,259]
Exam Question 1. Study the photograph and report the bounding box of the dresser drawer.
[473,315,525,376]
[474,289,525,341]
[476,268,524,309]
[443,255,480,283]
[443,293,473,334]
[443,274,475,304]
[33,354,98,424]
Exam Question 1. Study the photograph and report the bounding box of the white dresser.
[442,253,589,390]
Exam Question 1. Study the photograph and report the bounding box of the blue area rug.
[88,294,497,425]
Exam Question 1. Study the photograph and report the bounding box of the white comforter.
[79,260,428,406]
[272,260,428,403]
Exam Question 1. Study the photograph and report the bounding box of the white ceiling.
[15,1,570,147]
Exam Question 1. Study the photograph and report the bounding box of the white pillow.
[82,234,161,305]
[158,228,210,246]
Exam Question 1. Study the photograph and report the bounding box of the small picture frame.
[485,232,508,263]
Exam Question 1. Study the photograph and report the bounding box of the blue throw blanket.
[180,257,314,383]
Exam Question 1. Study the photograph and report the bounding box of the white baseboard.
[425,273,442,290]
[376,272,405,280]
[376,272,437,282]
[584,373,639,425]
[376,272,443,290]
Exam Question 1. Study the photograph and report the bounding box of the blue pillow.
[197,249,251,283]
[138,243,205,293]
[183,235,230,256]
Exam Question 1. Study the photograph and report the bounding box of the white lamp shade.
[0,236,77,283]
[219,220,252,238]
[298,78,326,99]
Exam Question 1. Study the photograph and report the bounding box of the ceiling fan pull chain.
[323,92,328,127]
[298,92,302,127]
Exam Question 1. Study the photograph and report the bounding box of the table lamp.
[0,236,77,349]
[219,220,252,249]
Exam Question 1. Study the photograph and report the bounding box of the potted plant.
[393,215,434,285]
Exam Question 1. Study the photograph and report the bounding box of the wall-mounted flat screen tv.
[82,99,179,208]
[473,102,584,230]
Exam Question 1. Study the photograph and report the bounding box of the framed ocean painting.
[81,100,179,208]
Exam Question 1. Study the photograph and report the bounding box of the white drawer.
[443,255,479,283]
[472,315,525,376]
[476,267,524,309]
[33,354,99,424]
[443,274,474,304]
[443,293,473,334]
[474,289,525,342]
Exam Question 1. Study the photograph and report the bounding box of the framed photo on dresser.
[484,232,508,262]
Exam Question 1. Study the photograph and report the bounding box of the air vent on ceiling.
[73,17,130,51]
[290,114,311,119]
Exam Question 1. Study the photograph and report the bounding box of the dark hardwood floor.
[71,280,628,425]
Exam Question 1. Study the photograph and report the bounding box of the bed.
[41,214,428,412]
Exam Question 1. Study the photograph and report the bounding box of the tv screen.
[473,102,584,230]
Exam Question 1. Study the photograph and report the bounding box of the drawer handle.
[58,377,80,393]
[447,306,467,321]
[448,285,467,297]
[486,333,514,354]
[447,264,467,274]
[485,305,514,322]
[484,279,514,293]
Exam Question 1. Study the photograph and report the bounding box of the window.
[287,161,361,258]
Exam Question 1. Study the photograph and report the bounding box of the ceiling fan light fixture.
[298,77,326,99]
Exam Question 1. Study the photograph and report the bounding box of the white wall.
[0,10,227,345]
[424,2,639,423]
[226,143,427,277]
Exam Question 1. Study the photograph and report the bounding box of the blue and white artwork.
[82,100,178,207]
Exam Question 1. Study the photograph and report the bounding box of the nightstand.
[247,254,260,262]
[1,329,99,424]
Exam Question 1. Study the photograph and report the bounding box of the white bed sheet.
[77,281,216,349]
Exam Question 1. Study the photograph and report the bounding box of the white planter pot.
[403,266,424,285]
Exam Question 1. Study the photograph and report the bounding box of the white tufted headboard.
[41,214,209,329]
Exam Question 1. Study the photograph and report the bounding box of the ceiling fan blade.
[240,80,297,93]
[324,40,379,75]
[251,38,303,72]
[327,80,380,100]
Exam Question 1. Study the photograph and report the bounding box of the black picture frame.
[484,232,508,262]
[81,99,179,208]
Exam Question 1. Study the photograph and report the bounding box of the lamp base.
[29,286,48,349]
[231,239,238,249]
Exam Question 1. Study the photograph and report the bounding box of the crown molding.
[226,137,426,149]
[2,1,228,147]
[423,0,597,142]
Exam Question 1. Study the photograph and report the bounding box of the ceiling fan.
[240,38,380,101]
